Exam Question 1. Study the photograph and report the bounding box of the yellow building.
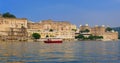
[0,17,28,40]
[79,24,118,40]
[91,25,105,36]
[91,25,118,40]
[79,24,91,32]
[28,19,76,40]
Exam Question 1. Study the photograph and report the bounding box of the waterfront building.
[79,24,91,38]
[91,25,118,40]
[0,17,28,40]
[0,17,118,41]
[79,24,91,32]
[79,24,118,40]
[27,19,76,40]
[7,27,28,40]
[103,31,118,41]
[91,25,105,36]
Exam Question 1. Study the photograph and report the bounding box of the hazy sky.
[0,0,120,27]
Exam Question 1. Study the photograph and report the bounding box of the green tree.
[118,35,120,39]
[88,35,103,40]
[106,27,113,32]
[98,36,103,39]
[2,12,16,18]
[84,29,90,32]
[80,29,90,33]
[76,34,85,40]
[80,30,84,33]
[88,35,94,40]
[32,33,40,41]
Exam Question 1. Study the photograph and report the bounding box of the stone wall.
[79,24,118,40]
[103,32,118,40]
[0,17,28,40]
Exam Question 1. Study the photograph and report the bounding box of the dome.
[85,24,88,26]
[102,25,105,27]
[79,25,82,27]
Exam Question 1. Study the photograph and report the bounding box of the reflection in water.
[0,41,120,63]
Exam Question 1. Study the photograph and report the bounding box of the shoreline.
[0,39,119,42]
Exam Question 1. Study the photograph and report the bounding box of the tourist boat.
[44,38,62,43]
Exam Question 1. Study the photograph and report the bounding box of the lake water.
[0,41,120,63]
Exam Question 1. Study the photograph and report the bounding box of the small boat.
[44,38,62,43]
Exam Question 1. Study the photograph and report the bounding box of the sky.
[0,0,120,27]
